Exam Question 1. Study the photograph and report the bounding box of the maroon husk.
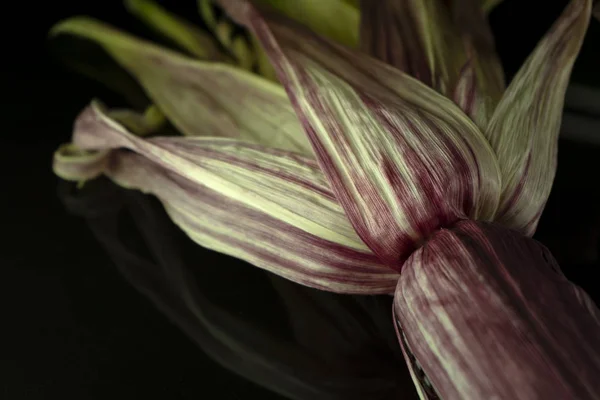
[394,220,600,399]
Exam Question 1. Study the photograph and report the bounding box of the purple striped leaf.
[358,0,504,128]
[53,103,399,294]
[217,0,501,268]
[485,0,591,236]
[394,220,600,400]
[358,0,433,85]
[451,59,478,119]
[51,18,313,157]
[447,0,505,127]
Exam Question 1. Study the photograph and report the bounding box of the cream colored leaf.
[485,0,591,236]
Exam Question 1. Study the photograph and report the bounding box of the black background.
[2,1,600,399]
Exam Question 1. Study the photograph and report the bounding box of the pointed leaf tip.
[51,17,313,156]
[485,0,592,236]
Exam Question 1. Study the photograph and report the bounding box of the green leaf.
[51,18,313,156]
[253,0,360,48]
[124,0,230,61]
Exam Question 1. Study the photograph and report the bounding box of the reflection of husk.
[58,179,418,400]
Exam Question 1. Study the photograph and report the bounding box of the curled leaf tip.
[53,143,110,182]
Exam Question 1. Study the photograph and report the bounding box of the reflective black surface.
[56,178,418,399]
[3,1,600,398]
